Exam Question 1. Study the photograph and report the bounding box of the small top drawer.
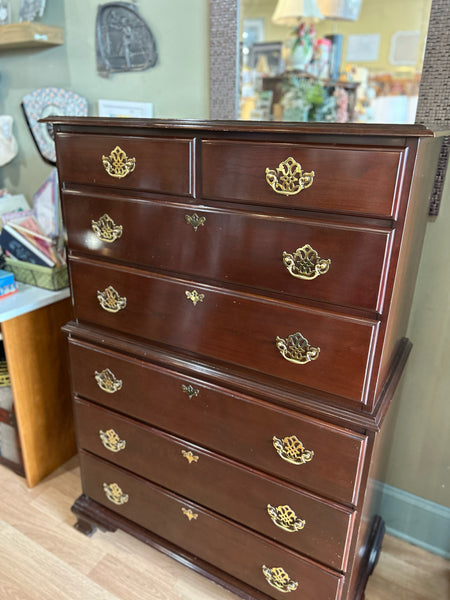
[55,132,193,197]
[201,140,405,218]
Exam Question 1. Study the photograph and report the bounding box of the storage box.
[4,257,68,290]
[0,268,17,299]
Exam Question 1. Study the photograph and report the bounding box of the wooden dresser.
[52,118,441,600]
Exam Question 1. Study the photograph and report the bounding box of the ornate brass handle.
[185,290,204,306]
[267,504,305,532]
[94,368,123,394]
[103,482,129,505]
[182,450,199,464]
[181,384,199,399]
[276,332,319,364]
[262,565,298,593]
[181,507,198,521]
[102,146,136,179]
[91,214,123,243]
[273,435,314,465]
[283,244,330,280]
[185,213,206,231]
[97,286,127,313]
[99,429,127,453]
[265,157,314,196]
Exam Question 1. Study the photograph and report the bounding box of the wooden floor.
[0,456,448,600]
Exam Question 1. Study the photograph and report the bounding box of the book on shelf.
[7,216,64,266]
[0,223,55,267]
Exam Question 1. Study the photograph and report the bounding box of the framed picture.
[98,99,154,118]
[248,42,283,76]
[242,18,265,48]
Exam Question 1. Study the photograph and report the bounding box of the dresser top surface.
[46,117,446,138]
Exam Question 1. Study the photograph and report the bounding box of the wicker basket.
[4,257,68,291]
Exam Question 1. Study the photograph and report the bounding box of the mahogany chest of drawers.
[52,118,441,600]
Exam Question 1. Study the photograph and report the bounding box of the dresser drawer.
[81,451,344,600]
[55,133,193,197]
[70,257,378,404]
[75,397,355,571]
[63,190,392,312]
[201,140,405,218]
[69,340,367,505]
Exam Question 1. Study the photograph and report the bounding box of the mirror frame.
[209,0,449,215]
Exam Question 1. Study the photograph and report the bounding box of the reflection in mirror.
[240,0,432,124]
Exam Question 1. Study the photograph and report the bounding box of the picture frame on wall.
[248,42,283,76]
[98,99,154,119]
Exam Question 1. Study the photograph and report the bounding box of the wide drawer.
[69,257,378,404]
[68,339,367,505]
[80,451,345,600]
[201,140,405,218]
[54,133,193,197]
[75,397,355,571]
[63,190,392,313]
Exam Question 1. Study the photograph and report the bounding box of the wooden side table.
[0,283,76,487]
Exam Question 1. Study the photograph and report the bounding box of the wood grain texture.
[2,298,76,487]
[0,22,63,49]
[0,458,447,600]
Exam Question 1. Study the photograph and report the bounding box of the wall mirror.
[239,0,431,124]
[209,0,449,214]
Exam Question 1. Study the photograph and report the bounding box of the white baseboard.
[373,481,450,559]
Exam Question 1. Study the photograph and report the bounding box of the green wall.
[0,0,209,200]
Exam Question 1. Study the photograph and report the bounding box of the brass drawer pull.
[99,429,126,453]
[182,384,199,399]
[267,504,305,532]
[94,368,123,394]
[283,244,330,280]
[103,482,129,505]
[181,507,198,521]
[182,450,199,464]
[265,157,314,196]
[276,332,319,364]
[185,290,204,306]
[97,286,127,313]
[273,435,314,465]
[262,565,298,593]
[185,213,206,231]
[102,146,136,179]
[91,214,123,243]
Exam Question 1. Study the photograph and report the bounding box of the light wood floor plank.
[0,457,448,600]
[0,521,120,600]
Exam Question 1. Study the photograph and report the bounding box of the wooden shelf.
[0,22,63,50]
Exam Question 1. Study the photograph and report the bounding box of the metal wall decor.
[19,0,46,22]
[96,2,158,78]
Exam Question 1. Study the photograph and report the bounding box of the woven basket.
[4,257,68,290]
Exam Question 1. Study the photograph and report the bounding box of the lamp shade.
[272,0,323,25]
[317,0,362,21]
